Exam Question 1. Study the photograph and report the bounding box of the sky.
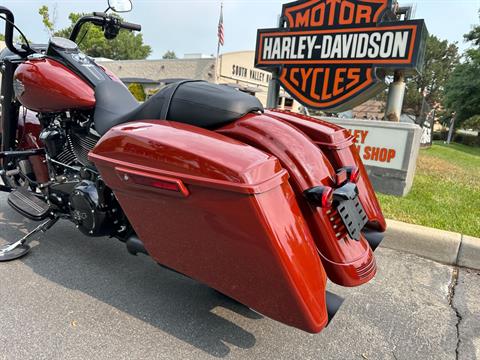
[1,0,479,59]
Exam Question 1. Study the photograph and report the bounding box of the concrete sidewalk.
[0,194,479,359]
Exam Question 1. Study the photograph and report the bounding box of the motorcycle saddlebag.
[89,120,330,333]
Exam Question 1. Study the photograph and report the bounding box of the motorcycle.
[0,0,386,333]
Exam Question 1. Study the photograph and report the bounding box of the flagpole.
[216,1,223,83]
[216,40,221,83]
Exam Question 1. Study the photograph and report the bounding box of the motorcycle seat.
[93,80,264,136]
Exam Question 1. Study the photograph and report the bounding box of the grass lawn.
[378,142,480,237]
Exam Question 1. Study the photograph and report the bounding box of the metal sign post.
[447,116,456,145]
[384,5,414,122]
[266,72,281,109]
[385,71,406,122]
[266,15,285,109]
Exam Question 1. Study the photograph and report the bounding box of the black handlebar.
[93,12,108,18]
[119,21,141,32]
[69,15,106,42]
[70,14,141,42]
[0,6,29,56]
[0,7,142,55]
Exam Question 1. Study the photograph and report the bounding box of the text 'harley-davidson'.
[0,0,386,333]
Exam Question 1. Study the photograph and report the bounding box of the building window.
[284,98,294,110]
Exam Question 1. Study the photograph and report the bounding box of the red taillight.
[135,177,180,192]
[117,168,190,197]
[151,181,180,192]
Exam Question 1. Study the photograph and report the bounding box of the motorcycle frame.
[0,57,20,154]
[1,56,48,190]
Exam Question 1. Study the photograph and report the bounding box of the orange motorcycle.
[0,0,385,333]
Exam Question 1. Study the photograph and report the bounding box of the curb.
[381,219,480,271]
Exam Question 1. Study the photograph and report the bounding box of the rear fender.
[218,114,377,287]
[267,110,386,232]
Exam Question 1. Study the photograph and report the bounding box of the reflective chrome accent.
[27,53,46,60]
[13,79,25,98]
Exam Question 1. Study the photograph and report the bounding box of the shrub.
[453,133,480,147]
[128,83,146,102]
[433,131,448,141]
[464,115,480,131]
[433,131,480,147]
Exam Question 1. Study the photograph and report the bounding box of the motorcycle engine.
[69,180,112,237]
[37,113,131,240]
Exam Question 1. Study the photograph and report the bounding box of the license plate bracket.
[334,183,368,241]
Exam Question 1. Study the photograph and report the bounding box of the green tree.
[444,11,480,129]
[40,7,151,60]
[162,50,177,59]
[402,35,460,117]
[0,33,4,41]
[39,4,56,35]
[444,50,480,127]
[465,10,480,47]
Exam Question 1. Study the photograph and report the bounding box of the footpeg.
[8,188,50,221]
[0,217,58,262]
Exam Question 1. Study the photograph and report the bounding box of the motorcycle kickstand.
[0,216,59,262]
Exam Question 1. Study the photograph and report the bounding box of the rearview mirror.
[108,0,133,13]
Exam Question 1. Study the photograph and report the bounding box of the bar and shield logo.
[255,0,427,111]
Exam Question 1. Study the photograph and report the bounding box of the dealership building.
[98,50,301,111]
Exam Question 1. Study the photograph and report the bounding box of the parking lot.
[0,193,478,360]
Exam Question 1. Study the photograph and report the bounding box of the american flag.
[218,3,224,47]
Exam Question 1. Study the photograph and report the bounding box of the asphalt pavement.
[0,192,478,360]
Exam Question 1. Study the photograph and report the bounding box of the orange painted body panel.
[218,114,377,287]
[14,58,95,112]
[90,120,330,333]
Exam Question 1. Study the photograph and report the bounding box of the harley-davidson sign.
[255,0,427,111]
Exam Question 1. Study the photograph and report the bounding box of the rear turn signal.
[304,186,334,209]
[344,166,360,184]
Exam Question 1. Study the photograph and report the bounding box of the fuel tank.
[14,58,95,112]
